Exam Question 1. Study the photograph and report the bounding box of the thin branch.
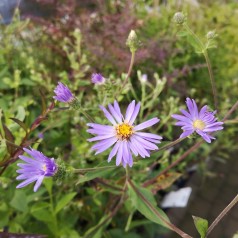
[206,194,238,236]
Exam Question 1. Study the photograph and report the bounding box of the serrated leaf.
[192,215,208,238]
[10,118,28,133]
[128,181,170,229]
[55,192,77,214]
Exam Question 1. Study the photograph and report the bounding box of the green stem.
[115,51,135,98]
[203,51,218,111]
[129,180,192,238]
[73,165,116,173]
[206,194,238,236]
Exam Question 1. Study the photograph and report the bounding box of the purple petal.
[94,137,117,155]
[33,176,44,192]
[134,118,159,131]
[87,134,115,142]
[108,142,120,162]
[99,105,117,125]
[196,130,212,143]
[125,100,136,122]
[16,176,39,189]
[108,103,122,123]
[116,142,123,166]
[179,130,194,138]
[129,102,140,125]
[171,114,192,124]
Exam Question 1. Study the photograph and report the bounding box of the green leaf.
[10,117,28,133]
[192,215,208,238]
[10,190,28,212]
[76,162,117,184]
[187,34,204,53]
[31,208,54,223]
[55,192,77,214]
[128,181,170,229]
[3,123,15,154]
[44,177,53,195]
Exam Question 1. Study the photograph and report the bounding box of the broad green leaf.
[192,215,208,238]
[31,208,54,223]
[55,192,77,214]
[10,190,28,212]
[128,181,170,229]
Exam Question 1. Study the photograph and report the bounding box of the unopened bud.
[173,12,186,25]
[206,31,217,40]
[126,30,141,53]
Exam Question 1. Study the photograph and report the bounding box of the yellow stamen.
[116,123,133,140]
[43,164,47,172]
[193,119,205,130]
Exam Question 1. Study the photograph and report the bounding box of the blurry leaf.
[55,192,77,214]
[43,177,53,195]
[10,118,28,133]
[177,30,188,37]
[39,89,46,115]
[187,34,204,53]
[10,190,28,212]
[76,162,117,185]
[31,208,54,223]
[16,106,26,121]
[128,181,170,229]
[31,202,50,212]
[3,123,15,154]
[192,215,208,238]
[150,172,182,193]
[84,215,111,238]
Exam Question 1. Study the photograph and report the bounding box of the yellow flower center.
[43,164,47,172]
[116,123,133,140]
[193,119,206,130]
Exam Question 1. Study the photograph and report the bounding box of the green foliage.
[192,216,208,238]
[0,1,238,238]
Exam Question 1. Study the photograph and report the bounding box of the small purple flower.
[171,98,224,143]
[16,148,57,192]
[87,100,162,167]
[53,82,74,103]
[91,73,105,85]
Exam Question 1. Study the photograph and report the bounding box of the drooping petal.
[179,130,194,138]
[33,176,45,192]
[108,142,120,162]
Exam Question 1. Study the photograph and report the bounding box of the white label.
[161,187,192,208]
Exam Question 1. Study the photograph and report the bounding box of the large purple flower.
[87,100,162,167]
[16,148,57,192]
[53,82,74,103]
[171,98,224,143]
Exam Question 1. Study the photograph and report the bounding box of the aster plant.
[172,98,224,143]
[87,100,162,167]
[16,148,57,192]
[53,82,74,103]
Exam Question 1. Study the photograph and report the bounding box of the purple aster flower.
[171,98,224,143]
[91,73,105,84]
[16,148,57,192]
[53,82,74,103]
[87,100,162,167]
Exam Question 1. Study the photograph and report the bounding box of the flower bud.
[126,30,141,53]
[206,31,217,40]
[173,12,186,25]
